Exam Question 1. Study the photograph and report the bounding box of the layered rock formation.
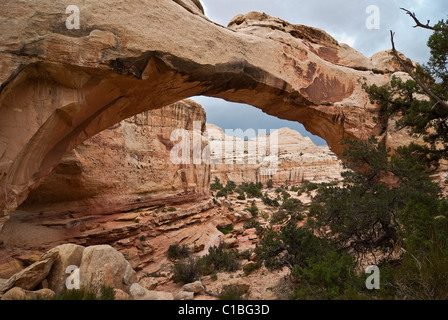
[0,99,219,275]
[18,99,210,217]
[0,0,413,215]
[207,124,343,185]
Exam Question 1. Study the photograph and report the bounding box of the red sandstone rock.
[0,1,412,215]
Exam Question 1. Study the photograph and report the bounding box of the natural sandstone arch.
[0,0,409,215]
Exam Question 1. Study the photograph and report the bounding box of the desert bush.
[218,224,234,235]
[211,177,223,191]
[237,193,246,200]
[53,286,115,300]
[167,243,191,260]
[218,285,247,300]
[202,243,241,273]
[246,202,259,217]
[171,256,205,284]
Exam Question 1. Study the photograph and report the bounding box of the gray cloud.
[193,96,328,146]
[201,0,447,64]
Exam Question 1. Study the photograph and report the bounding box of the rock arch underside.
[0,0,417,216]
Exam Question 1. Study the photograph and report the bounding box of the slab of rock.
[138,277,159,291]
[0,259,23,279]
[113,288,131,300]
[0,249,58,293]
[221,278,250,294]
[1,287,55,300]
[181,280,205,294]
[114,213,140,222]
[130,283,173,300]
[174,290,194,300]
[222,237,238,249]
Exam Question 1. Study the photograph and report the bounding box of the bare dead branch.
[400,8,435,31]
[390,31,448,111]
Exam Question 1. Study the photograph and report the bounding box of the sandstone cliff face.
[0,0,413,214]
[19,99,210,216]
[206,124,343,185]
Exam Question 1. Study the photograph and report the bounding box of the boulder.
[46,243,85,294]
[130,283,173,300]
[79,245,137,294]
[113,288,131,300]
[174,290,194,300]
[138,277,159,291]
[222,237,238,249]
[181,281,205,294]
[221,278,250,294]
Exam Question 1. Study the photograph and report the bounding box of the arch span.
[0,1,407,215]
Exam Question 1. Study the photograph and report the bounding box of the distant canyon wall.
[206,124,343,186]
[19,99,210,217]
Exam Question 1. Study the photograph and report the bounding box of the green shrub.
[218,224,234,235]
[291,250,363,300]
[270,209,288,225]
[226,181,237,191]
[167,243,191,260]
[239,182,263,198]
[393,239,448,300]
[211,177,224,191]
[171,256,205,284]
[53,286,115,300]
[298,181,319,195]
[210,272,218,281]
[243,262,261,276]
[281,190,291,200]
[218,285,247,300]
[262,192,280,208]
[237,193,246,200]
[247,202,259,217]
[275,187,284,194]
[216,189,228,198]
[239,249,252,260]
[243,218,265,235]
[257,221,326,271]
[202,244,241,273]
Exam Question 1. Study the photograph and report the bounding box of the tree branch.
[390,31,448,111]
[400,8,435,30]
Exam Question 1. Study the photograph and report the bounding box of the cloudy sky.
[191,0,447,145]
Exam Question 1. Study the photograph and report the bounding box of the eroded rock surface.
[19,99,210,216]
[207,124,343,185]
[0,0,411,215]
